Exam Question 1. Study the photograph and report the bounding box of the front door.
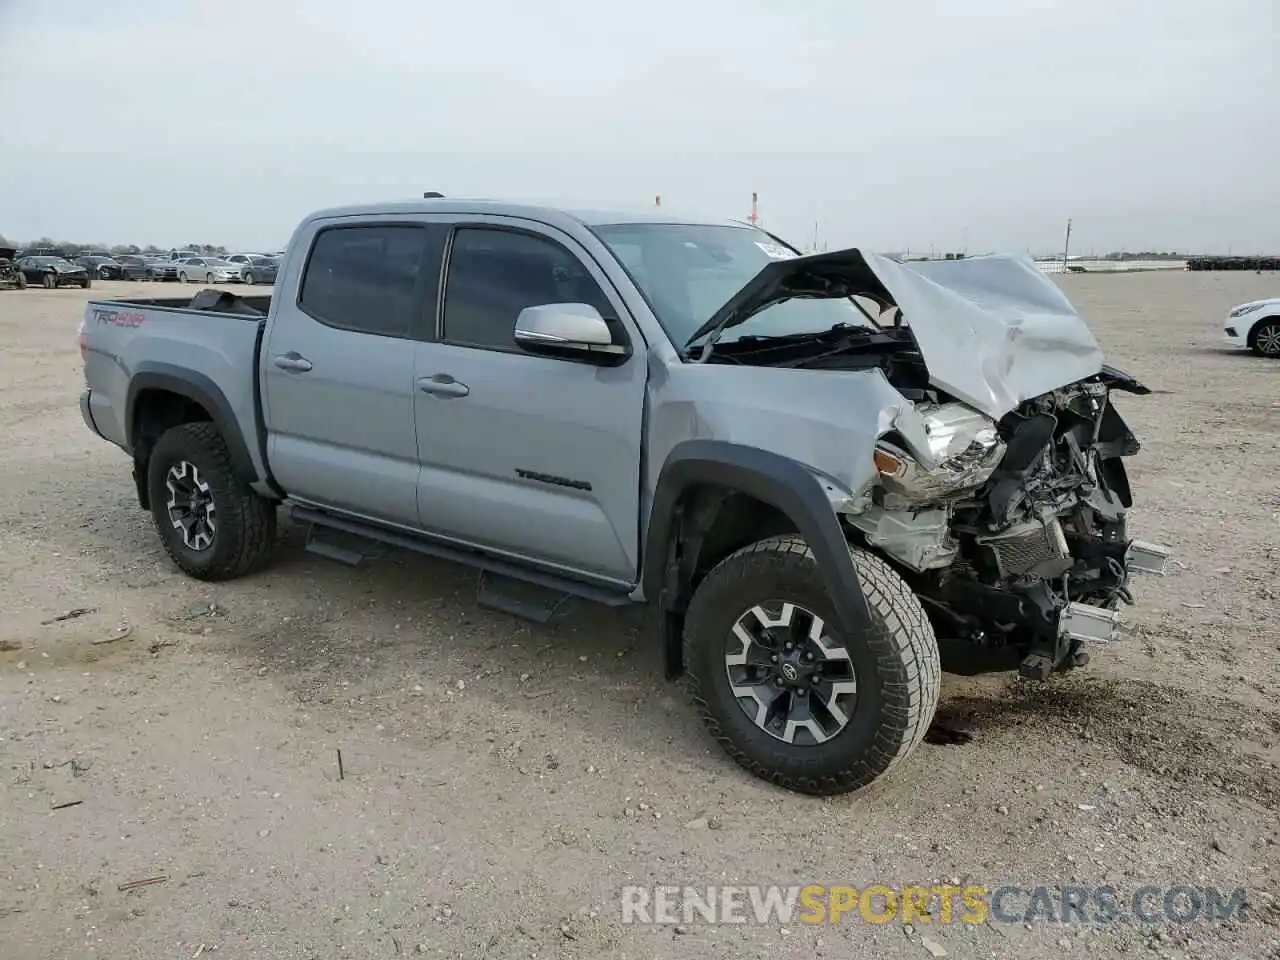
[261,219,447,529]
[412,220,646,585]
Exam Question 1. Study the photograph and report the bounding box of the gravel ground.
[1,274,1277,960]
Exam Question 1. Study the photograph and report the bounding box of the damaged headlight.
[873,403,1006,503]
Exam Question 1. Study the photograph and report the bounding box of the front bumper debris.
[1019,538,1172,679]
[1059,601,1120,645]
[1058,539,1172,646]
[1125,540,1172,577]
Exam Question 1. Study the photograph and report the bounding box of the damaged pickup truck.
[77,200,1170,795]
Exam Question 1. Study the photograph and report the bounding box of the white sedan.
[1222,298,1280,357]
[175,257,241,284]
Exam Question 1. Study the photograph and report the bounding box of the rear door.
[411,218,647,585]
[261,218,448,528]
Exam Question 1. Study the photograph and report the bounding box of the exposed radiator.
[976,516,1072,578]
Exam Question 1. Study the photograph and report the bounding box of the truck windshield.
[590,222,876,347]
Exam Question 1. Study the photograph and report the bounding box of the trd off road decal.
[90,308,145,327]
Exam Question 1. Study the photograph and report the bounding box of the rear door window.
[298,224,447,339]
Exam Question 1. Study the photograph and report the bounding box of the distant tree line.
[0,233,229,257]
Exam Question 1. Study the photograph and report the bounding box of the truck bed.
[106,290,273,317]
[80,289,274,488]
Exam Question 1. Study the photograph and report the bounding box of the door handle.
[273,352,313,373]
[416,374,470,398]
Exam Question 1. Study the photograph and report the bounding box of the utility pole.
[654,194,661,208]
[1062,218,1073,273]
[748,192,759,226]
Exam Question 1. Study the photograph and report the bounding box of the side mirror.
[513,303,629,365]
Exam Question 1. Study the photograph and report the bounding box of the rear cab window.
[298,223,447,339]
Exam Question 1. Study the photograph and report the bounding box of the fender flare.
[125,363,258,483]
[642,439,872,677]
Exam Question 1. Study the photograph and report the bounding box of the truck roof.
[301,198,749,231]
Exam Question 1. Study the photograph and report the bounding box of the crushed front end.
[842,366,1172,680]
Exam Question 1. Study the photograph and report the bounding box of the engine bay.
[844,369,1166,680]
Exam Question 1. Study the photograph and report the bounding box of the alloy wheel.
[1256,323,1280,356]
[724,601,858,745]
[165,460,217,551]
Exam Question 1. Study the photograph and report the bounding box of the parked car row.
[0,249,281,288]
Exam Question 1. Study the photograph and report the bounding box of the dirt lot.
[1,273,1277,960]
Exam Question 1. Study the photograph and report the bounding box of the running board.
[476,570,570,624]
[290,505,634,614]
[304,525,371,566]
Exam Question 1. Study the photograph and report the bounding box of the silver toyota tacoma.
[77,199,1171,796]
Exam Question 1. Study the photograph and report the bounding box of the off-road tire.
[1249,318,1280,358]
[682,535,940,796]
[146,422,276,581]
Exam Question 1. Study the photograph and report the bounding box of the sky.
[0,0,1275,255]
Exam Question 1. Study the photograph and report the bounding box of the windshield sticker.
[755,241,798,260]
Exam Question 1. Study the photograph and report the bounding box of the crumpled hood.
[691,246,1105,421]
[859,251,1104,419]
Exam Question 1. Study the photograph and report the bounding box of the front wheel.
[206,272,215,284]
[178,271,188,283]
[41,272,55,289]
[14,272,26,289]
[242,271,254,285]
[1250,319,1280,358]
[146,422,277,581]
[683,535,940,796]
[81,276,92,289]
[99,266,111,280]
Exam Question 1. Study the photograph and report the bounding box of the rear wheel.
[146,422,277,581]
[683,535,940,796]
[1250,318,1280,357]
[81,275,92,289]
[14,272,26,289]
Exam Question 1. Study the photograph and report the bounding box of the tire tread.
[682,534,940,796]
[150,422,275,581]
